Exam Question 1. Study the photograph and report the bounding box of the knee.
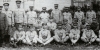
[10,38,14,41]
[96,38,100,42]
[81,37,84,40]
[22,39,26,43]
[81,37,87,42]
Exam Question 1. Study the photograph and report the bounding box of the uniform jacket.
[63,12,72,24]
[3,10,14,26]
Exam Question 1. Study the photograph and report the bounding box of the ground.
[0,43,100,50]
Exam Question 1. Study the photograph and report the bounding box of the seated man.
[69,23,80,45]
[25,24,38,46]
[90,18,99,37]
[53,22,69,44]
[10,23,26,47]
[38,23,53,46]
[81,24,97,46]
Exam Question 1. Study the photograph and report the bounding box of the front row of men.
[10,18,100,47]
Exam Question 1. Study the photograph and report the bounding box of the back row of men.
[0,0,100,47]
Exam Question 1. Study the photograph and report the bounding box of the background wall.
[0,0,71,11]
[34,0,71,10]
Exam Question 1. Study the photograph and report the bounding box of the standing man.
[3,3,14,42]
[51,4,62,23]
[86,6,96,24]
[26,6,37,27]
[0,6,7,46]
[63,7,72,25]
[74,7,85,29]
[39,7,50,23]
[14,0,25,28]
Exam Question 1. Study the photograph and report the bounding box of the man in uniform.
[38,23,53,46]
[10,23,26,47]
[69,23,80,45]
[39,7,50,23]
[0,6,7,46]
[51,4,62,23]
[3,3,14,43]
[81,24,97,46]
[63,7,72,25]
[53,22,69,44]
[74,7,85,29]
[14,0,26,28]
[90,18,99,37]
[25,24,38,46]
[86,6,96,24]
[26,6,37,27]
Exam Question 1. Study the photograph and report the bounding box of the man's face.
[92,20,96,23]
[65,8,69,12]
[54,6,58,9]
[65,9,68,12]
[73,26,77,29]
[88,7,92,10]
[42,8,46,12]
[58,26,62,29]
[77,8,81,11]
[16,3,21,8]
[4,6,9,10]
[49,19,53,22]
[43,25,47,29]
[64,21,68,24]
[30,27,35,31]
[87,26,90,30]
[29,6,34,11]
[18,27,23,31]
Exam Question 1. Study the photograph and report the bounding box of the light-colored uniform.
[26,11,37,25]
[3,10,14,26]
[69,29,80,44]
[25,31,38,44]
[11,30,26,43]
[63,12,72,24]
[47,22,57,30]
[74,11,84,26]
[53,29,69,43]
[39,12,50,23]
[38,29,53,45]
[3,10,14,36]
[81,29,97,42]
[14,8,25,24]
[86,10,96,24]
[51,9,62,23]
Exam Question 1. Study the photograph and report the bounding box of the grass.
[0,43,100,50]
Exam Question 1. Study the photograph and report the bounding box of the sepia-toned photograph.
[0,0,100,50]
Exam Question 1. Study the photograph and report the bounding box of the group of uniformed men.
[0,0,100,47]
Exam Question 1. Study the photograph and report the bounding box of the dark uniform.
[90,18,99,37]
[0,6,7,46]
